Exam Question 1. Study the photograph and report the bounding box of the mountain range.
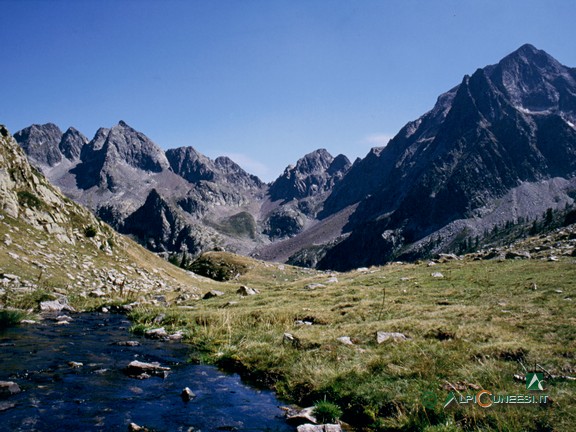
[14,44,576,271]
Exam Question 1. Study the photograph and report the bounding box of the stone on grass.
[203,290,225,299]
[376,331,409,344]
[337,336,353,345]
[305,283,325,290]
[40,298,75,312]
[431,272,444,278]
[236,285,259,296]
[145,327,169,339]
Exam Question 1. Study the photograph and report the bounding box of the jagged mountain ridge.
[14,44,576,271]
[15,121,351,260]
[315,44,576,269]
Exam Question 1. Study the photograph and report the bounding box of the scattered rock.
[128,422,150,432]
[152,313,165,324]
[431,272,444,278]
[203,290,225,299]
[376,331,409,343]
[168,331,184,341]
[124,360,170,379]
[286,406,317,426]
[297,425,342,432]
[221,301,239,308]
[145,327,169,339]
[0,401,17,412]
[505,251,531,260]
[89,289,106,298]
[236,285,259,296]
[180,387,196,402]
[326,277,338,284]
[68,361,83,368]
[0,381,21,398]
[294,320,313,326]
[114,340,141,347]
[305,283,325,290]
[337,336,354,345]
[40,298,75,312]
[20,319,36,324]
[427,261,437,266]
[283,333,301,348]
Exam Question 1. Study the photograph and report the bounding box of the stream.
[0,312,293,431]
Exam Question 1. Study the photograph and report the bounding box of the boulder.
[89,289,106,298]
[180,387,196,402]
[236,285,259,296]
[431,272,444,278]
[40,298,75,312]
[145,327,169,339]
[337,336,354,345]
[124,360,170,379]
[505,251,531,260]
[286,406,317,426]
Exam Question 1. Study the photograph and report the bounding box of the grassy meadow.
[125,252,575,431]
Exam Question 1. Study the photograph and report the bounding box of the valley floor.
[127,254,575,431]
[3,247,575,430]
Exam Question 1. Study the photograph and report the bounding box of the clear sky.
[1,0,575,181]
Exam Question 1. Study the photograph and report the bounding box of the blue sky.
[1,0,575,181]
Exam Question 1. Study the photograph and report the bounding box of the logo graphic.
[526,372,545,391]
[421,390,438,409]
[444,391,457,408]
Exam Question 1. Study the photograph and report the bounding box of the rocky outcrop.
[269,149,350,202]
[122,189,213,254]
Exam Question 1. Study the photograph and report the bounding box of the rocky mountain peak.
[13,123,64,167]
[166,146,219,183]
[268,149,350,202]
[166,146,263,189]
[104,121,170,173]
[487,44,576,114]
[60,127,88,161]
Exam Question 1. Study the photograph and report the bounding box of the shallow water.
[0,312,293,431]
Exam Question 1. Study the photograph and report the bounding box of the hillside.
[0,124,220,314]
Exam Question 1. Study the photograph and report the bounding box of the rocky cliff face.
[269,149,350,203]
[317,44,576,270]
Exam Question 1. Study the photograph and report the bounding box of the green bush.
[313,399,343,423]
[84,225,97,238]
[0,309,26,329]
